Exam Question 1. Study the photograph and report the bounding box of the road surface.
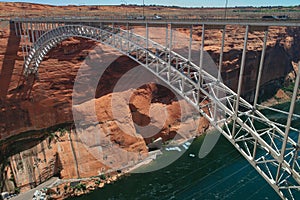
[11,177,59,200]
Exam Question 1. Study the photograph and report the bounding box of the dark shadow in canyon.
[0,123,72,191]
[0,22,21,99]
[95,55,140,99]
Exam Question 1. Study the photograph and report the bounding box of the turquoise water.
[72,102,300,200]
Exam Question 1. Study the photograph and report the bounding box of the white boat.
[165,146,182,152]
[185,141,191,146]
[175,147,182,152]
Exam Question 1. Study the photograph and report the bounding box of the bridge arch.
[22,23,300,199]
[24,24,203,104]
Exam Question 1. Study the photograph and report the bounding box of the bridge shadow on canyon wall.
[0,22,37,143]
[0,22,21,99]
[0,21,37,102]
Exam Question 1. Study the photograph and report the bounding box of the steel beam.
[165,24,168,49]
[14,22,18,36]
[188,25,192,63]
[276,61,300,183]
[253,29,269,108]
[168,24,173,82]
[214,26,226,121]
[25,22,29,54]
[18,22,26,63]
[30,22,35,44]
[218,26,226,82]
[232,25,249,137]
[199,25,205,85]
[197,24,205,105]
[146,23,149,66]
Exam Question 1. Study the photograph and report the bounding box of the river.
[72,101,300,200]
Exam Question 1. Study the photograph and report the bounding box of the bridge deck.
[12,17,300,27]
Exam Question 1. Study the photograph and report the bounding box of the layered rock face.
[0,19,300,193]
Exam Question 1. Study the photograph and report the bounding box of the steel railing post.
[253,29,269,108]
[232,25,249,137]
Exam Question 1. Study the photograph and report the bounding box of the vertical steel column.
[168,24,173,82]
[253,29,269,108]
[232,25,249,137]
[18,22,23,36]
[35,23,38,38]
[146,23,149,67]
[275,61,300,183]
[165,24,168,62]
[127,23,130,53]
[18,22,26,63]
[41,23,44,37]
[39,23,42,38]
[40,23,44,36]
[14,22,18,36]
[188,25,192,75]
[112,22,116,47]
[30,22,35,44]
[197,24,205,105]
[250,29,269,164]
[213,26,226,121]
[165,24,168,49]
[32,23,37,43]
[24,22,29,54]
[46,22,50,31]
[36,22,40,41]
[199,25,205,84]
[218,26,226,82]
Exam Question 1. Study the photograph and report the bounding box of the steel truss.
[12,19,300,199]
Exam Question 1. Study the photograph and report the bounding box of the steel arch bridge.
[12,18,300,199]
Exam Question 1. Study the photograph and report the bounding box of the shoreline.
[40,135,198,199]
[44,149,164,199]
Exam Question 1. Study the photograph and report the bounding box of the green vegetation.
[95,180,101,185]
[100,174,106,180]
[14,187,20,194]
[282,82,296,93]
[48,132,56,139]
[57,128,68,137]
[64,184,68,191]
[73,183,86,191]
